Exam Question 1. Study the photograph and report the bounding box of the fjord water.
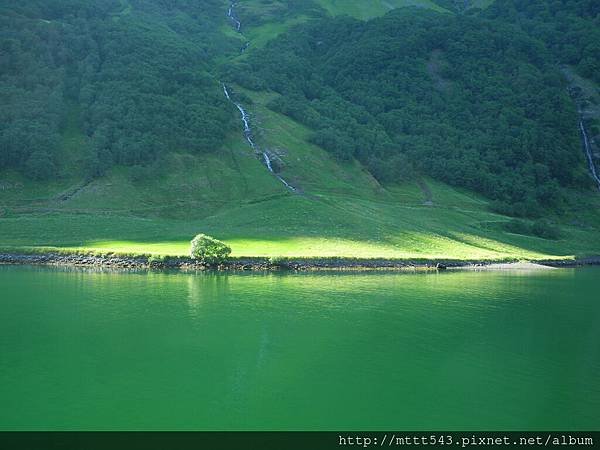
[1,266,599,430]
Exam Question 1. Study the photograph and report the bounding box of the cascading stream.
[223,82,295,191]
[579,120,600,191]
[227,2,241,31]
[228,5,250,53]
[222,3,295,191]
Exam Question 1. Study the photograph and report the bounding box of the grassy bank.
[1,178,599,261]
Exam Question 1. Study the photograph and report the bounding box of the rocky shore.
[1,252,598,271]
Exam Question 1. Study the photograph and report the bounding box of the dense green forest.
[485,0,600,84]
[234,8,592,216]
[0,0,237,180]
[1,0,599,218]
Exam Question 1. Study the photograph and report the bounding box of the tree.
[25,151,56,181]
[0,0,236,180]
[242,9,586,215]
[190,234,232,264]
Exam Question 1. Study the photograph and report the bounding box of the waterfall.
[275,174,295,191]
[263,153,295,190]
[224,84,254,148]
[222,83,295,191]
[222,4,295,191]
[236,104,255,148]
[579,120,600,190]
[263,152,274,172]
[227,3,241,32]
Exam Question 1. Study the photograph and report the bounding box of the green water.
[1,266,599,430]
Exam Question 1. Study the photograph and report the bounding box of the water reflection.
[1,265,598,430]
[186,274,232,317]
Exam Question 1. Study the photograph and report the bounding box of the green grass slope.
[2,177,599,260]
[2,88,600,261]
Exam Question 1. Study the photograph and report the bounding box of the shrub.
[268,256,287,266]
[129,165,149,182]
[531,220,562,240]
[147,254,167,265]
[190,234,231,264]
[504,219,531,236]
[25,151,56,181]
[504,219,562,240]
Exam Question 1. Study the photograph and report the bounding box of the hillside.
[1,0,600,261]
[238,10,591,217]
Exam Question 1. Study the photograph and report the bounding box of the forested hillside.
[0,0,236,180]
[485,0,600,84]
[235,8,591,217]
[1,0,600,261]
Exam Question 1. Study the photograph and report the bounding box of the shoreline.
[1,252,599,272]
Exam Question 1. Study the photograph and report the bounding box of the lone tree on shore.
[190,234,231,264]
